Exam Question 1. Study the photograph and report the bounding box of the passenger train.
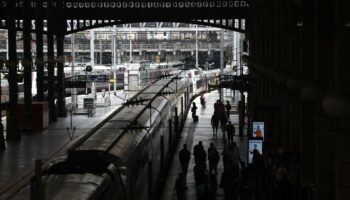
[0,61,186,103]
[0,68,220,200]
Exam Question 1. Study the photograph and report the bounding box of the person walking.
[225,101,231,119]
[211,114,219,138]
[191,102,198,121]
[179,144,191,174]
[219,114,228,139]
[200,93,206,108]
[219,170,237,200]
[226,121,235,145]
[175,173,187,200]
[194,141,207,169]
[208,143,220,175]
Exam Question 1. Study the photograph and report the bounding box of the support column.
[314,0,336,199]
[238,91,245,136]
[0,60,5,149]
[336,0,350,197]
[47,1,57,122]
[112,25,117,95]
[336,134,350,200]
[90,30,95,67]
[35,0,44,102]
[23,0,33,129]
[6,0,20,140]
[56,15,67,117]
[300,0,317,189]
[219,29,224,101]
[70,34,77,108]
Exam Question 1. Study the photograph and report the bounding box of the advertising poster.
[248,139,263,164]
[252,121,264,138]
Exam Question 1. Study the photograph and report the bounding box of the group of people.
[176,96,254,199]
[178,140,246,200]
[210,100,236,144]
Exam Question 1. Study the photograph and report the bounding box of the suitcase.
[193,115,199,122]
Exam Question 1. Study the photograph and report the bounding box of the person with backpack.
[208,143,220,175]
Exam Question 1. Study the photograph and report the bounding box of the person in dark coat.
[225,101,231,119]
[211,114,219,138]
[194,141,207,169]
[175,173,187,200]
[219,171,237,200]
[225,121,235,145]
[208,143,220,175]
[179,144,191,174]
[191,102,198,119]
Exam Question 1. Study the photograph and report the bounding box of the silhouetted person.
[175,173,187,200]
[211,114,219,138]
[214,99,220,115]
[225,101,231,119]
[200,93,206,108]
[208,143,220,175]
[226,121,235,144]
[194,141,207,169]
[239,161,252,200]
[219,171,237,200]
[274,164,291,200]
[191,102,198,120]
[194,166,210,199]
[219,113,228,139]
[224,143,240,179]
[252,149,264,173]
[179,144,191,174]
[252,149,264,198]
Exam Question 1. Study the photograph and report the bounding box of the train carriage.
[1,68,221,200]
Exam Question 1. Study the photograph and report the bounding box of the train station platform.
[0,90,132,190]
[161,89,248,200]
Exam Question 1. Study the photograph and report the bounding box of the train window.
[194,71,200,76]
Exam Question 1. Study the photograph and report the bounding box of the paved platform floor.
[161,89,248,200]
[0,91,132,190]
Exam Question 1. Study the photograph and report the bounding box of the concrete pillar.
[56,31,67,117]
[23,0,33,129]
[35,0,44,102]
[315,116,335,200]
[47,2,57,123]
[335,134,350,200]
[6,0,20,139]
[300,103,316,186]
[299,0,318,192]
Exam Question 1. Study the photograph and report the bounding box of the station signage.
[248,138,263,164]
